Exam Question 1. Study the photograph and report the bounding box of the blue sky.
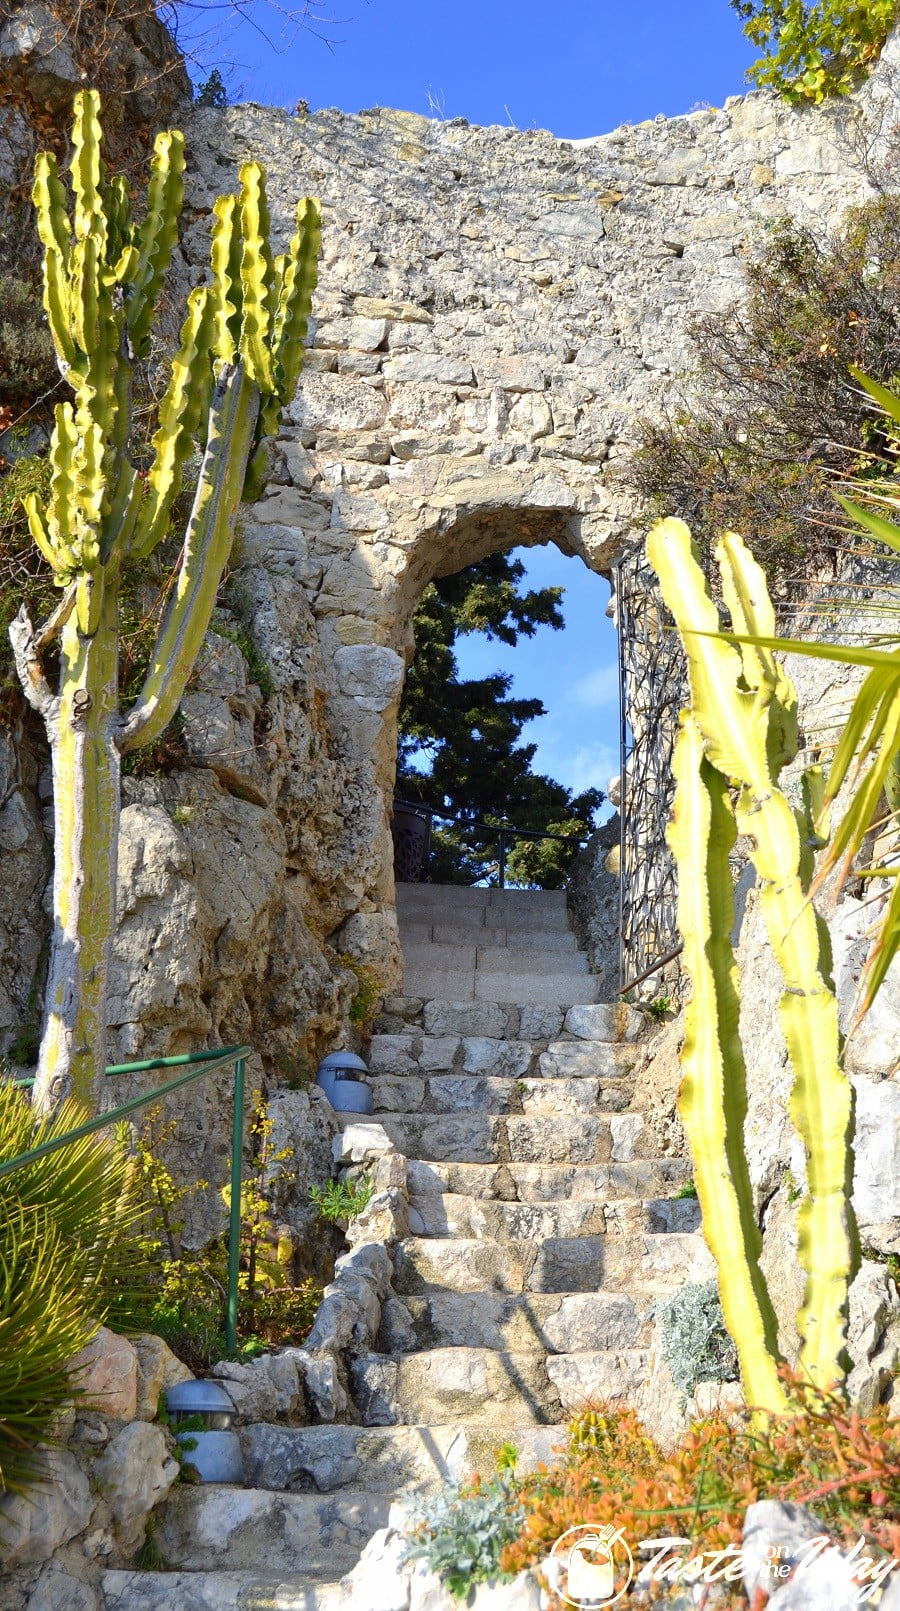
[190,1,758,139]
[187,0,758,805]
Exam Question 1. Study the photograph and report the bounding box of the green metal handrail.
[3,1045,251,1356]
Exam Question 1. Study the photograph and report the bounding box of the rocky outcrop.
[0,0,190,187]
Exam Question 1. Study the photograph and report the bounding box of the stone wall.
[2,11,900,1249]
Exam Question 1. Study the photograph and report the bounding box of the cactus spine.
[647,518,857,1405]
[9,92,320,1113]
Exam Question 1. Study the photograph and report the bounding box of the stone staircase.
[102,887,708,1610]
[398,883,601,1005]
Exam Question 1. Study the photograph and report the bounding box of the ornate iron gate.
[614,545,687,996]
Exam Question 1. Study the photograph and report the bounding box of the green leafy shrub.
[732,0,898,104]
[308,1174,373,1226]
[0,1080,140,1496]
[658,1279,740,1400]
[404,1472,524,1599]
[108,1102,323,1370]
[629,200,900,587]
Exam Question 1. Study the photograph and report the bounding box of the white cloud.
[561,741,620,797]
[567,663,620,708]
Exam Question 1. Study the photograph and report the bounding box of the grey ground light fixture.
[165,1379,244,1484]
[315,1050,374,1114]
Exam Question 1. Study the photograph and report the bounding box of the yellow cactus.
[9,93,320,1113]
[647,518,857,1406]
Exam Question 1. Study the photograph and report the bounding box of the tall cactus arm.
[33,152,71,264]
[244,194,321,502]
[272,196,321,402]
[669,715,790,1414]
[649,516,856,1393]
[130,286,216,561]
[70,91,107,255]
[718,531,799,776]
[743,773,856,1388]
[646,521,773,783]
[237,164,276,393]
[210,194,243,364]
[126,129,186,358]
[117,362,261,756]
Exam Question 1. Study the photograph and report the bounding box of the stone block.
[350,1347,558,1426]
[68,1327,138,1421]
[369,1034,421,1073]
[545,1350,650,1410]
[287,371,388,433]
[564,1003,643,1041]
[476,945,588,975]
[417,1035,460,1071]
[422,1001,507,1038]
[383,354,474,385]
[404,968,476,1001]
[334,645,404,711]
[133,1332,193,1421]
[0,1449,94,1568]
[93,1422,179,1549]
[518,1005,564,1040]
[333,1123,394,1164]
[25,1566,100,1611]
[610,1113,645,1161]
[539,1041,633,1078]
[460,1038,533,1076]
[209,1353,303,1423]
[153,1485,390,1575]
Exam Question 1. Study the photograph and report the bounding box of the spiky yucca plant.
[0,1080,139,1498]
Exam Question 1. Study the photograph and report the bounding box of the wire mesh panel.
[615,545,687,996]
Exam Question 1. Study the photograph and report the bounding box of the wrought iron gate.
[614,545,687,996]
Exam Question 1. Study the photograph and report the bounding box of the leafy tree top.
[732,0,898,104]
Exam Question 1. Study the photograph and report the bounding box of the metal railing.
[4,1045,251,1356]
[393,799,590,888]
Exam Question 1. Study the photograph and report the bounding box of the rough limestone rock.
[92,1422,179,1550]
[67,1329,138,1422]
[0,728,49,1057]
[132,1333,193,1422]
[0,1450,94,1569]
[568,818,621,996]
[21,1565,100,1611]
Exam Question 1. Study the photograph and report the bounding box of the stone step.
[102,1573,346,1611]
[408,1191,701,1240]
[377,1000,642,1045]
[400,967,602,1005]
[367,1033,638,1080]
[365,1110,638,1165]
[405,1156,694,1202]
[350,1345,650,1425]
[402,942,591,976]
[400,1288,654,1353]
[394,1232,714,1296]
[152,1486,391,1576]
[402,920,580,951]
[238,1422,565,1494]
[397,886,571,932]
[368,1073,632,1118]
